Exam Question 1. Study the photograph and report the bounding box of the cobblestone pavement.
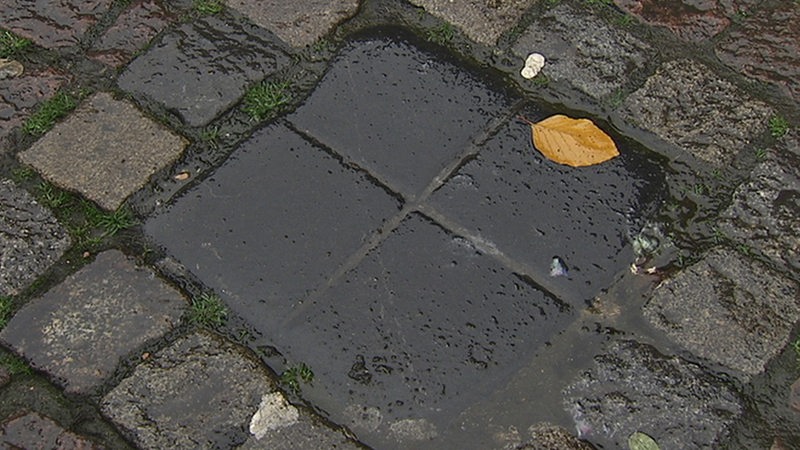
[1,0,798,448]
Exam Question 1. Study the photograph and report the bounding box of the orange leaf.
[523,114,619,167]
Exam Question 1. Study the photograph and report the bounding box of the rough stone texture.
[145,124,399,328]
[720,142,800,272]
[274,214,572,448]
[89,0,174,68]
[18,92,187,210]
[614,0,758,42]
[563,340,742,449]
[0,366,9,388]
[118,16,288,127]
[517,423,596,450]
[227,0,360,48]
[0,250,185,394]
[512,3,652,101]
[716,2,800,102]
[409,0,535,46]
[0,179,71,297]
[289,33,510,198]
[644,247,800,376]
[0,68,70,147]
[239,395,359,450]
[102,331,273,449]
[0,411,101,449]
[621,59,772,165]
[0,0,115,48]
[429,114,665,304]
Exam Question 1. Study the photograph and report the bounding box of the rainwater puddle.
[146,30,667,449]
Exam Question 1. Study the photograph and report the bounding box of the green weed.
[23,91,78,136]
[0,29,31,58]
[189,292,228,327]
[280,363,314,393]
[83,202,137,236]
[244,81,291,121]
[768,115,789,138]
[0,296,12,329]
[194,0,224,15]
[37,182,72,209]
[199,126,220,148]
[426,23,456,45]
[0,352,31,375]
[754,147,768,160]
[11,166,35,182]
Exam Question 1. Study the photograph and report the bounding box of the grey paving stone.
[0,68,70,148]
[18,92,187,211]
[289,33,511,198]
[0,250,185,394]
[227,0,360,48]
[0,0,115,49]
[716,2,800,102]
[519,423,596,449]
[145,124,399,329]
[409,0,535,46]
[643,247,800,377]
[102,331,273,449]
[118,16,288,127]
[720,144,800,272]
[0,411,101,449]
[512,3,653,101]
[563,340,742,449]
[274,213,573,448]
[0,179,71,297]
[88,0,175,69]
[620,59,772,165]
[429,115,665,304]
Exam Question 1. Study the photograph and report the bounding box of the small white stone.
[249,391,299,440]
[520,52,546,79]
[521,66,536,79]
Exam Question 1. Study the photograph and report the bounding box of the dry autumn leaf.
[521,114,619,167]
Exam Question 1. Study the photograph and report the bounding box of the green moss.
[194,0,224,15]
[0,296,12,329]
[768,115,789,138]
[426,23,456,45]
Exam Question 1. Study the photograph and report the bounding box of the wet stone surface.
[613,0,755,42]
[0,0,115,49]
[0,179,71,297]
[0,68,70,147]
[275,214,573,449]
[643,247,800,377]
[519,423,596,449]
[146,123,400,328]
[227,0,360,48]
[0,250,185,394]
[289,33,511,199]
[102,331,273,449]
[409,0,535,46]
[18,92,188,211]
[563,340,742,449]
[0,411,101,449]
[620,59,772,165]
[118,16,289,127]
[89,0,175,69]
[429,115,665,304]
[720,138,800,272]
[512,3,653,102]
[715,2,800,102]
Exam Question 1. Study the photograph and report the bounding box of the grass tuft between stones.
[189,292,228,327]
[768,115,789,138]
[0,352,31,375]
[0,29,31,58]
[23,91,78,136]
[0,295,12,329]
[193,0,224,15]
[244,80,292,121]
[426,23,456,45]
[280,363,314,394]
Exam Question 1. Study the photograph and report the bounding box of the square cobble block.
[145,124,400,332]
[289,32,511,199]
[18,92,187,211]
[118,16,289,127]
[273,213,574,448]
[0,250,185,394]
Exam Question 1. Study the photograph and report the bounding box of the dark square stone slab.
[145,124,400,329]
[0,250,185,394]
[118,16,288,127]
[274,214,573,448]
[289,32,511,198]
[429,115,666,304]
